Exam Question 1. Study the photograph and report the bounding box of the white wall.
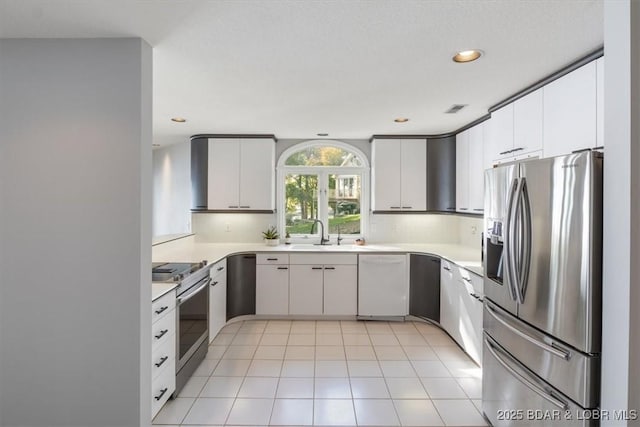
[601,1,640,424]
[153,142,192,236]
[192,212,277,243]
[0,38,152,427]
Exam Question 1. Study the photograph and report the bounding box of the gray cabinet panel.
[426,136,456,212]
[190,138,208,210]
[409,254,441,321]
[226,254,256,320]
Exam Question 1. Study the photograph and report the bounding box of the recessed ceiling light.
[317,133,329,137]
[394,118,409,123]
[452,49,482,63]
[171,117,187,123]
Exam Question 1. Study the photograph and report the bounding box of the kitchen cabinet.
[358,254,408,317]
[426,136,456,212]
[209,258,227,341]
[543,61,597,158]
[256,254,289,315]
[439,261,483,365]
[207,137,275,210]
[372,138,426,211]
[484,104,514,165]
[409,254,441,321]
[456,124,484,214]
[191,137,208,210]
[151,290,176,418]
[226,254,256,320]
[289,254,358,316]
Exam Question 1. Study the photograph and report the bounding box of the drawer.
[257,254,289,265]
[151,308,175,351]
[210,258,227,279]
[290,254,357,265]
[152,291,176,324]
[151,333,175,380]
[151,359,176,418]
[458,267,484,294]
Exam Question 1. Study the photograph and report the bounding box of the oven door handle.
[177,278,211,305]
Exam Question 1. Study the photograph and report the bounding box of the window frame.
[277,140,370,243]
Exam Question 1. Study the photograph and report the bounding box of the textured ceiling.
[0,0,604,145]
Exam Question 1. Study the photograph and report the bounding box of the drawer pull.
[228,205,239,209]
[443,266,451,272]
[401,206,413,209]
[312,267,323,270]
[324,267,336,270]
[277,267,289,270]
[389,206,401,209]
[211,281,219,286]
[267,258,278,261]
[154,306,169,315]
[462,277,472,282]
[154,329,169,340]
[154,356,169,368]
[239,205,250,209]
[217,266,224,271]
[473,208,484,212]
[154,388,168,401]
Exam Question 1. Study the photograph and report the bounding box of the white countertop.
[151,237,483,300]
[152,283,179,301]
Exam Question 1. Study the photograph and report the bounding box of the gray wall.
[0,38,152,427]
[153,142,192,236]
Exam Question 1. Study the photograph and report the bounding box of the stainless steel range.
[152,261,210,395]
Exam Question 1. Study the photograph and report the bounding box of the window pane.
[328,173,361,235]
[285,174,319,235]
[285,146,363,167]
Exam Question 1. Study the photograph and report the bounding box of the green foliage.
[262,226,279,240]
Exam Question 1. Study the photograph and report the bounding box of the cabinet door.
[457,280,483,365]
[543,61,597,158]
[513,88,543,155]
[208,138,240,209]
[426,137,456,212]
[191,138,209,210]
[400,139,427,210]
[239,138,275,210]
[455,130,469,213]
[323,265,357,315]
[467,124,485,214]
[256,265,289,315]
[439,262,460,342]
[289,265,323,315]
[485,104,514,162]
[372,139,401,210]
[209,274,227,341]
[409,254,441,321]
[596,57,604,148]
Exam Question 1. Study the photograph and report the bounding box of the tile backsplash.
[192,213,277,243]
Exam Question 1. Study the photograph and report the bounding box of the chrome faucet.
[336,226,343,246]
[310,219,330,245]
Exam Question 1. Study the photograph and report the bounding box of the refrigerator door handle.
[505,178,520,302]
[519,178,532,301]
[486,304,571,360]
[512,177,526,304]
[484,335,569,410]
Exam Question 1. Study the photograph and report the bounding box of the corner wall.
[0,38,152,427]
[153,142,192,236]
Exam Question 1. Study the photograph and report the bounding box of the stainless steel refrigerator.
[482,151,603,426]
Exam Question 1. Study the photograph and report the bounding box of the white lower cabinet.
[439,261,483,365]
[289,265,324,315]
[256,264,290,315]
[209,259,227,342]
[151,290,176,419]
[323,265,358,315]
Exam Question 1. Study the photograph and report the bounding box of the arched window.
[277,140,369,241]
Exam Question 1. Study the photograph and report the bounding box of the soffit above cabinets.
[1,1,603,145]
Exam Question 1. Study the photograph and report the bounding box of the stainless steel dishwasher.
[226,253,256,320]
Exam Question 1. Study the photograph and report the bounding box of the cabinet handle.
[443,266,451,272]
[312,267,323,270]
[389,206,401,209]
[211,281,219,286]
[324,267,335,270]
[446,207,456,210]
[473,208,484,212]
[154,388,168,401]
[462,277,472,282]
[154,356,169,368]
[154,306,168,315]
[217,266,224,271]
[267,258,278,261]
[459,208,468,211]
[243,255,256,259]
[401,206,413,209]
[511,147,524,153]
[228,205,239,208]
[154,329,169,340]
[277,267,289,270]
[499,150,511,155]
[239,205,250,209]
[431,259,440,263]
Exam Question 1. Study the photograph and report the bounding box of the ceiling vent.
[445,104,467,114]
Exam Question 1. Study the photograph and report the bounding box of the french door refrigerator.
[482,151,603,426]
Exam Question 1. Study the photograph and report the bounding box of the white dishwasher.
[358,254,409,319]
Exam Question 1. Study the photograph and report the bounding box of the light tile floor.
[153,319,487,426]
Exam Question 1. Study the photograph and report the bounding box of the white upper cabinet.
[513,88,544,156]
[543,61,597,158]
[207,137,275,210]
[596,56,604,148]
[455,130,469,213]
[484,104,514,162]
[467,123,485,213]
[372,138,426,211]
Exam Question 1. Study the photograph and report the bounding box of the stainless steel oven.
[152,261,210,395]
